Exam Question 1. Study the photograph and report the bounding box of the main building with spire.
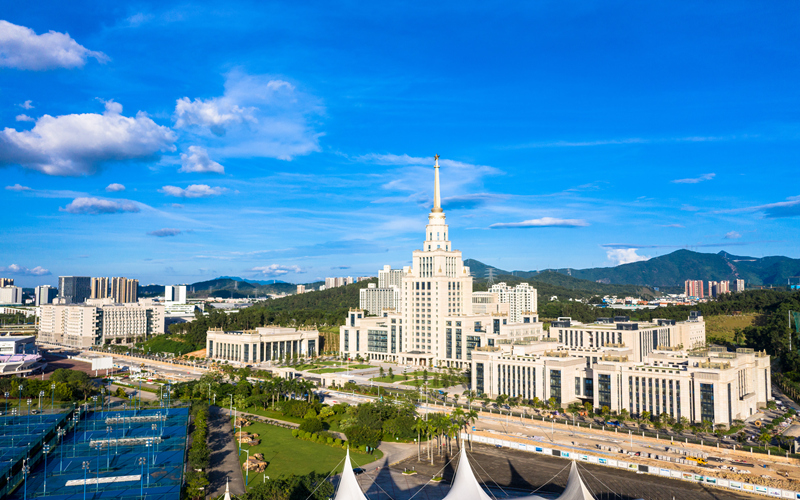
[339,157,769,424]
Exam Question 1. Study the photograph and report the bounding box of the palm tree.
[413,418,427,461]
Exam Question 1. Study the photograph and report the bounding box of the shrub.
[299,417,324,434]
[345,425,382,449]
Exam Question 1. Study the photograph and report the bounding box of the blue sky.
[1,1,799,287]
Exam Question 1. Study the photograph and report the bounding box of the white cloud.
[179,146,224,174]
[490,217,589,229]
[159,184,227,198]
[0,100,176,176]
[5,183,31,192]
[148,228,182,237]
[105,183,125,192]
[724,231,742,239]
[174,71,323,160]
[61,197,141,215]
[15,114,34,122]
[0,264,50,276]
[606,248,650,265]
[672,173,716,184]
[250,264,303,277]
[0,20,108,70]
[18,100,33,109]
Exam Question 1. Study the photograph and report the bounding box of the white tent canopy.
[519,461,595,500]
[442,445,494,500]
[333,449,369,500]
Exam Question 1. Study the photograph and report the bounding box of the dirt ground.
[37,352,122,380]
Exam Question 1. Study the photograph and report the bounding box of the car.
[352,468,365,475]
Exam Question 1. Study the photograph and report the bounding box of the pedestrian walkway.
[207,406,245,500]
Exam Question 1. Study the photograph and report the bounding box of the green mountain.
[560,250,800,287]
[468,250,800,289]
[465,259,657,298]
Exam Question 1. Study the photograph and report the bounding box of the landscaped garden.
[236,421,380,487]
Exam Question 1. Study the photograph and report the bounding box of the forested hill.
[466,250,800,288]
[466,261,658,301]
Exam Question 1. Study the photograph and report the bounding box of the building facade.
[206,326,320,363]
[471,336,770,425]
[35,285,58,306]
[359,283,402,315]
[164,284,187,303]
[58,276,92,304]
[39,298,164,348]
[110,277,138,303]
[488,282,537,324]
[0,286,23,304]
[378,265,403,289]
[0,279,14,287]
[91,277,109,299]
[684,280,704,298]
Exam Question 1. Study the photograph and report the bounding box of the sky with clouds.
[1,2,799,287]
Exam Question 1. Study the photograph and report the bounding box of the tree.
[758,430,772,450]
[379,367,385,378]
[388,367,394,381]
[584,402,593,415]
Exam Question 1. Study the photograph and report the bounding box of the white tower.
[401,155,473,362]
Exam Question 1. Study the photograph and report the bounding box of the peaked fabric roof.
[223,478,232,500]
[442,445,494,500]
[519,461,595,500]
[333,449,369,500]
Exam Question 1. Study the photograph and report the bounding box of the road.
[206,405,245,500]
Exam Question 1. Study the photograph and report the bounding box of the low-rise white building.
[470,314,770,425]
[206,326,320,364]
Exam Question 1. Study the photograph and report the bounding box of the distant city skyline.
[1,2,799,287]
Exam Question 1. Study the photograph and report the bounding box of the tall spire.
[432,154,443,213]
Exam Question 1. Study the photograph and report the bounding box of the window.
[550,369,562,405]
[476,363,484,395]
[575,377,581,396]
[700,383,714,423]
[598,374,611,409]
[584,377,594,400]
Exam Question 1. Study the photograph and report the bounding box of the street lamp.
[51,383,55,410]
[137,457,146,498]
[82,461,90,500]
[38,390,45,410]
[26,399,31,433]
[245,449,250,487]
[3,392,8,416]
[43,444,50,495]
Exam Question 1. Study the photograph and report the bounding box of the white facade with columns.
[206,326,320,364]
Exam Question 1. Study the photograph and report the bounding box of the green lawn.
[308,367,348,374]
[369,376,403,383]
[706,313,756,342]
[236,421,381,488]
[400,379,448,388]
[236,407,305,425]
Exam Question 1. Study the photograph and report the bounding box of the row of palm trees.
[413,407,479,464]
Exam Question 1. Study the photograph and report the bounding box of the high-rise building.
[378,266,403,289]
[35,285,58,306]
[732,279,745,292]
[164,284,187,303]
[58,276,92,304]
[0,278,14,287]
[0,286,23,304]
[488,282,538,324]
[359,283,402,315]
[110,277,138,303]
[684,280,704,298]
[296,285,306,294]
[91,277,109,299]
